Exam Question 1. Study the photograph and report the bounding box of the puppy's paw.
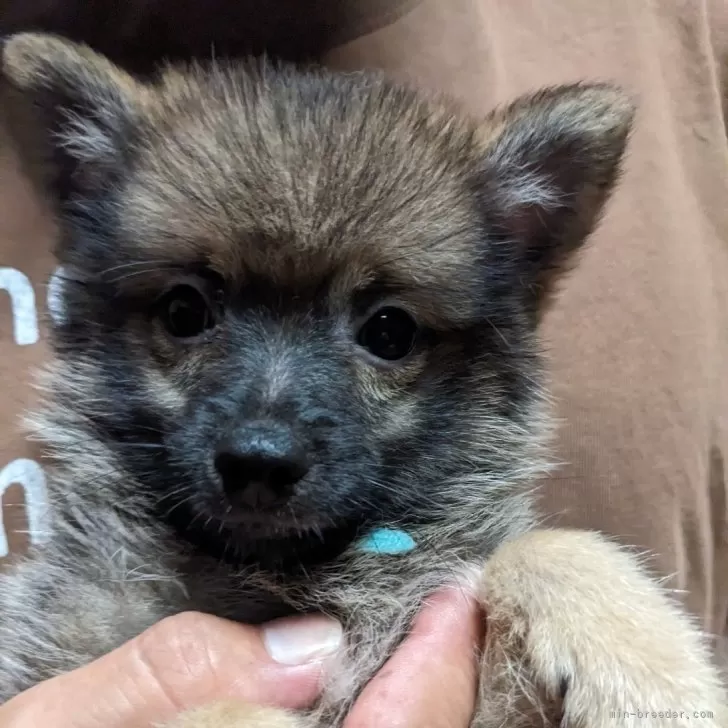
[161,701,311,728]
[474,529,728,728]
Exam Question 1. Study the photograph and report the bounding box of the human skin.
[0,587,481,728]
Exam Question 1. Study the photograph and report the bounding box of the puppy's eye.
[357,306,418,361]
[157,284,217,339]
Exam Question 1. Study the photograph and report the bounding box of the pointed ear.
[475,84,634,319]
[1,32,147,202]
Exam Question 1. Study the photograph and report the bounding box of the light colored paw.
[161,701,308,728]
[474,529,728,727]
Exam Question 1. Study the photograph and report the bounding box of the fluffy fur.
[0,32,725,727]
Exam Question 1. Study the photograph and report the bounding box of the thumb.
[344,586,482,728]
[0,611,342,728]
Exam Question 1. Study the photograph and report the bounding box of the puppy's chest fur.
[185,540,494,718]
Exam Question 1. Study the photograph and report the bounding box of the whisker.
[97,260,181,277]
[104,265,185,285]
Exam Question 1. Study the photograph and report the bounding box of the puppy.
[0,32,725,728]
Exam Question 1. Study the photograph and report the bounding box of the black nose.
[214,422,309,511]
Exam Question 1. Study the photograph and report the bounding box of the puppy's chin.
[219,510,326,540]
[185,497,330,540]
[159,485,361,569]
[170,504,360,571]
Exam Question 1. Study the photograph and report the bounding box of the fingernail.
[263,614,343,665]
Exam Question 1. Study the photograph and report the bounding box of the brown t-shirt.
[1,0,727,655]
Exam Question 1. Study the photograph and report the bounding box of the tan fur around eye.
[353,355,426,405]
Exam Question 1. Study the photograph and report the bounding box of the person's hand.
[0,587,481,728]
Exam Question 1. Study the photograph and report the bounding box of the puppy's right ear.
[1,33,147,202]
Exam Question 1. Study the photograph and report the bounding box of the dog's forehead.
[117,90,485,320]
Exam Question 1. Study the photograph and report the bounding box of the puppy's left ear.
[1,32,147,203]
[475,84,634,320]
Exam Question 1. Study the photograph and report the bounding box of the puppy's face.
[2,35,632,558]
